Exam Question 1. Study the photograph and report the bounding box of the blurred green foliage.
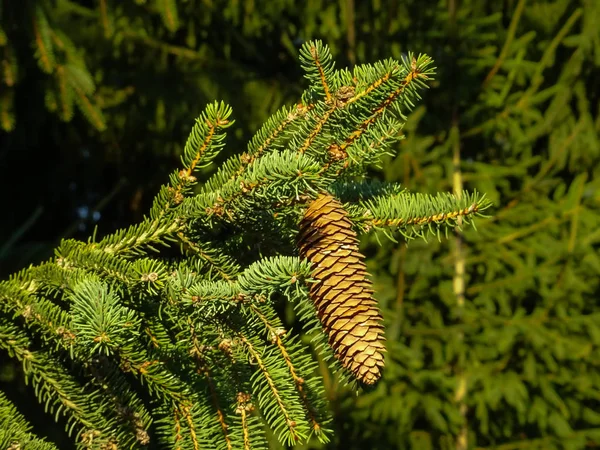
[1,0,599,449]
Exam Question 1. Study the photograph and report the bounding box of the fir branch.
[181,102,234,174]
[349,55,432,141]
[236,256,313,295]
[237,392,252,450]
[95,216,184,256]
[204,371,233,450]
[0,390,59,450]
[351,190,492,241]
[2,45,18,87]
[297,102,337,155]
[200,49,433,199]
[247,103,312,158]
[299,40,335,102]
[177,233,241,281]
[239,335,306,445]
[150,102,236,219]
[0,318,105,440]
[57,240,136,285]
[120,29,203,60]
[156,0,180,33]
[119,349,190,404]
[98,0,113,38]
[175,258,321,446]
[64,63,95,96]
[55,65,74,121]
[201,102,315,196]
[249,304,331,441]
[482,0,526,87]
[0,276,73,348]
[290,53,434,170]
[349,63,395,103]
[181,257,312,322]
[191,337,261,450]
[473,428,600,450]
[3,267,191,433]
[326,54,435,175]
[154,394,218,449]
[31,5,55,74]
[69,280,140,356]
[72,84,106,131]
[0,89,15,131]
[0,24,6,46]
[85,357,152,446]
[183,280,242,310]
[184,150,331,226]
[200,154,245,196]
[326,115,405,175]
[179,402,201,450]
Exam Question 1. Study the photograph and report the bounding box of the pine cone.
[297,193,385,384]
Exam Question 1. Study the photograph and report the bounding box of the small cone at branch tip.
[297,193,386,385]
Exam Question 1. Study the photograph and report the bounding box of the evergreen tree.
[0,41,488,448]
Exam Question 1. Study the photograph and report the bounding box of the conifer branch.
[236,392,252,450]
[0,319,107,440]
[117,351,189,404]
[72,85,106,131]
[205,371,233,450]
[473,428,600,450]
[249,305,328,439]
[177,233,240,281]
[0,390,59,450]
[32,6,55,74]
[182,102,234,175]
[95,217,184,255]
[0,276,73,347]
[249,103,312,158]
[352,190,491,241]
[179,403,200,450]
[98,0,112,38]
[482,0,526,86]
[299,41,335,102]
[120,29,203,60]
[298,104,337,154]
[157,0,180,33]
[2,268,195,445]
[0,89,15,131]
[170,403,203,450]
[55,65,74,121]
[0,40,494,448]
[184,150,331,225]
[239,335,302,445]
[351,67,395,103]
[1,43,17,87]
[150,102,234,221]
[202,102,316,196]
[325,54,434,174]
[57,241,136,285]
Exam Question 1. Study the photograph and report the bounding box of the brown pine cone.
[297,193,385,384]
